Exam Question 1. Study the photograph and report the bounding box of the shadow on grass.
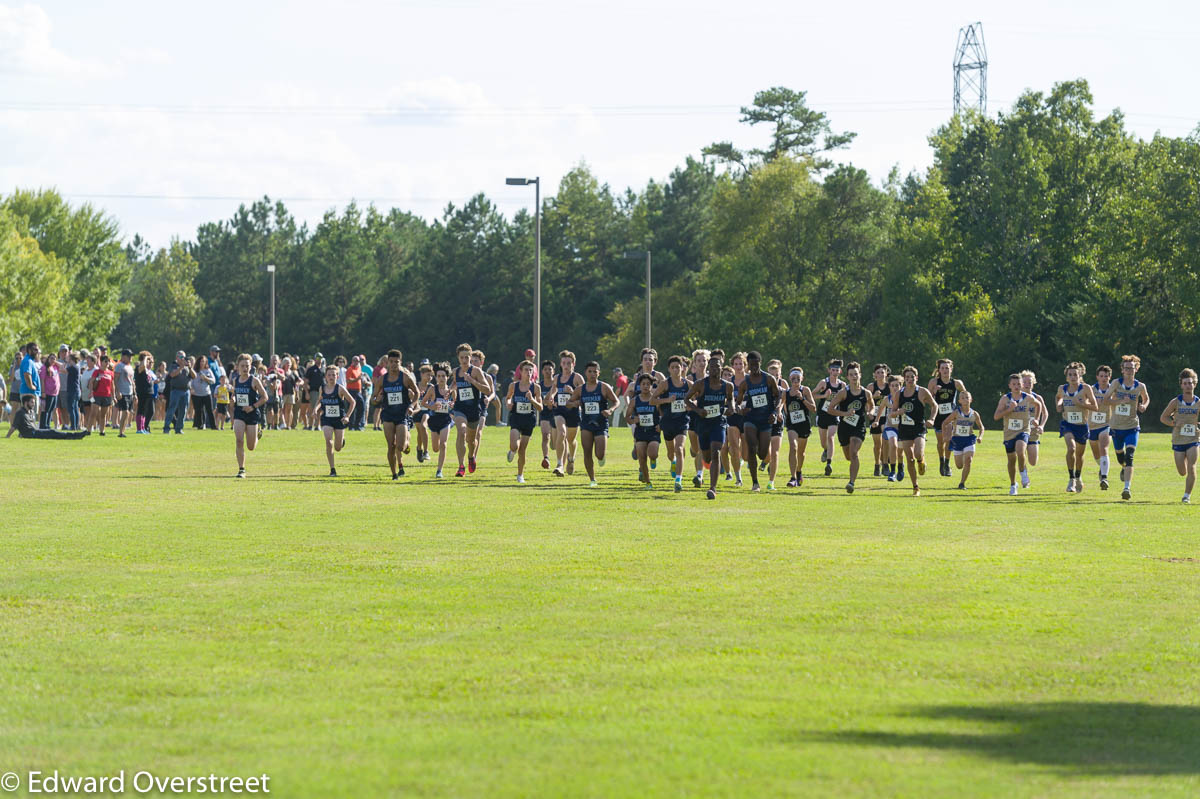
[808,702,1200,775]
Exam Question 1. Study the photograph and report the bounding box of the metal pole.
[645,251,651,349]
[534,177,541,363]
[269,267,276,359]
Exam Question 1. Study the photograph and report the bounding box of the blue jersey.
[698,378,730,427]
[633,396,659,429]
[319,384,346,423]
[510,383,537,422]
[743,373,774,422]
[454,367,477,406]
[233,374,258,411]
[580,383,608,425]
[381,372,410,415]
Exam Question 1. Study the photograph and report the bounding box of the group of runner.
[222,345,1197,503]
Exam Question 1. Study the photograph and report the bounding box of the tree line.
[2,79,1197,413]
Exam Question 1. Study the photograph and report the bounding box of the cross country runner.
[879,374,905,483]
[725,351,749,487]
[783,367,816,487]
[450,343,491,477]
[1020,370,1049,484]
[995,373,1036,496]
[685,349,710,487]
[231,353,268,478]
[410,363,433,463]
[827,361,874,493]
[375,349,419,480]
[654,354,692,493]
[631,374,662,488]
[1088,364,1115,490]
[814,359,846,477]
[867,363,891,477]
[941,390,984,489]
[1159,368,1200,504]
[551,350,585,477]
[1055,361,1099,493]
[765,359,786,487]
[929,358,967,478]
[1104,354,1150,501]
[895,365,934,496]
[318,364,356,477]
[736,351,782,492]
[538,359,558,470]
[505,359,543,484]
[565,361,619,487]
[423,362,454,478]
[686,353,734,500]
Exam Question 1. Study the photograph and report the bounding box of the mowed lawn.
[0,422,1197,798]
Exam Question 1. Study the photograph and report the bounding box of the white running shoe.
[1066,481,1076,493]
[435,469,444,479]
[1009,484,1018,496]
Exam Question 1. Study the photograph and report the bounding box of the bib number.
[901,413,914,426]
[888,416,899,427]
[458,387,474,401]
[820,400,830,413]
[954,422,972,437]
[435,399,449,413]
[843,413,860,427]
[1066,410,1083,424]
[789,409,805,424]
[1182,423,1198,438]
[1007,417,1026,431]
[705,404,721,419]
[324,404,340,418]
[236,393,249,407]
[671,399,686,414]
[516,401,531,414]
[1115,402,1133,416]
[1090,411,1107,425]
[938,402,953,415]
[584,401,600,416]
[557,393,570,406]
[387,391,403,406]
[751,393,768,409]
[638,413,653,427]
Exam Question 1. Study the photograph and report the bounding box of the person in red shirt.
[88,355,115,436]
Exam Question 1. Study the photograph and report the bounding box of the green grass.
[1,422,1197,798]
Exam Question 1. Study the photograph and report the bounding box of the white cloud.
[0,3,110,77]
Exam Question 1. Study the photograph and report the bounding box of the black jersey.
[837,386,869,436]
[897,387,926,433]
[933,378,958,419]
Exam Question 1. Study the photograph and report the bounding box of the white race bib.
[557,392,570,406]
[1182,423,1197,438]
[820,400,830,413]
[789,409,805,424]
[324,404,340,418]
[705,404,721,419]
[1090,411,1108,425]
[638,413,653,427]
[938,402,953,415]
[888,416,900,427]
[901,413,914,426]
[458,387,474,401]
[1066,410,1084,424]
[1115,402,1133,416]
[671,399,686,414]
[387,391,403,406]
[954,422,972,437]
[236,393,249,407]
[751,393,768,409]
[1007,417,1026,431]
[584,401,600,416]
[843,413,860,427]
[435,399,449,412]
[516,401,531,414]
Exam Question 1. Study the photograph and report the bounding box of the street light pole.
[506,177,541,361]
[266,264,276,359]
[622,250,652,349]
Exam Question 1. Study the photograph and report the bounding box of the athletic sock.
[1099,455,1109,478]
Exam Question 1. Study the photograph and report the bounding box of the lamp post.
[622,250,652,349]
[265,263,276,359]
[506,177,541,362]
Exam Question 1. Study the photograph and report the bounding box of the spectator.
[5,395,89,440]
[153,360,167,421]
[19,342,41,405]
[215,374,231,430]
[80,353,97,431]
[88,355,114,436]
[208,346,225,388]
[114,348,136,437]
[63,349,81,430]
[345,356,365,431]
[134,351,156,433]
[305,353,325,430]
[40,352,61,429]
[164,350,192,434]
[190,355,217,429]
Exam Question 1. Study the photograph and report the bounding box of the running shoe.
[553,466,564,477]
[887,473,897,483]
[598,457,605,468]
[650,459,657,470]
[917,460,926,476]
[329,468,337,477]
[403,444,411,454]
[820,450,828,463]
[643,482,653,490]
[845,481,854,494]
[541,457,550,470]
[735,477,743,488]
[517,475,526,484]
[1121,487,1131,500]
[674,478,682,493]
[507,449,515,463]
[392,472,398,481]
[693,474,703,488]
[912,486,921,497]
[1076,479,1084,493]
[787,477,797,487]
[1021,476,1031,489]
[766,481,775,491]
[236,469,245,479]
[118,432,126,438]
[760,460,768,472]
[1183,496,1190,504]
[468,457,476,473]
[706,488,716,500]
[957,482,966,490]
[824,463,832,476]
[1066,481,1076,493]
[1009,484,1018,496]
[631,447,637,461]
[751,483,760,492]
[455,466,465,477]
[397,467,405,478]
[873,464,881,477]
[435,469,444,478]
[589,480,598,488]
[566,458,575,475]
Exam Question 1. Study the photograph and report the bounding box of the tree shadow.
[808,702,1200,775]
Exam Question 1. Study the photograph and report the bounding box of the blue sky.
[2,0,1196,246]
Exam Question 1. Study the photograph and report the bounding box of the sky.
[1,0,1197,247]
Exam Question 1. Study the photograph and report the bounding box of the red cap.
[524,348,536,358]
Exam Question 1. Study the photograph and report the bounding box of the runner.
[867,364,891,477]
[624,348,667,462]
[1104,354,1150,501]
[782,367,816,487]
[450,343,490,478]
[1159,368,1200,504]
[631,374,662,488]
[879,375,905,483]
[231,354,268,478]
[814,359,846,477]
[1055,361,1099,493]
[685,349,710,487]
[1020,370,1049,483]
[736,351,781,492]
[994,373,1036,496]
[375,350,419,480]
[318,365,356,476]
[685,353,734,500]
[725,351,749,487]
[423,363,454,479]
[537,359,558,470]
[828,362,874,493]
[410,363,433,463]
[505,359,543,484]
[765,359,786,488]
[1088,364,1115,490]
[471,349,494,459]
[551,350,585,477]
[929,358,967,478]
[895,365,934,496]
[941,390,984,489]
[719,361,735,481]
[565,361,619,487]
[653,354,692,493]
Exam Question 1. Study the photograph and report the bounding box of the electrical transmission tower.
[953,22,987,115]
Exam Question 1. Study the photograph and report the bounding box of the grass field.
[1,421,1197,798]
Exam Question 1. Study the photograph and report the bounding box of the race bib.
[236,393,249,407]
[671,399,686,414]
[584,401,600,416]
[435,399,449,413]
[1182,423,1197,438]
[1066,410,1084,424]
[705,404,721,419]
[843,413,859,427]
[638,413,653,427]
[751,393,768,409]
[938,402,953,415]
[458,387,474,401]
[1115,402,1133,416]
[901,413,914,426]
[557,392,570,406]
[387,391,403,405]
[789,409,805,424]
[888,416,900,427]
[516,401,531,414]
[1090,411,1107,425]
[324,404,339,418]
[1007,417,1026,431]
[820,400,830,413]
[954,422,972,437]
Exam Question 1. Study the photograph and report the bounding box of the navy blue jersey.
[381,372,409,413]
[233,374,258,411]
[633,395,660,429]
[510,383,537,422]
[662,377,690,421]
[319,384,346,422]
[454,367,477,406]
[698,378,731,425]
[743,373,773,422]
[580,383,608,425]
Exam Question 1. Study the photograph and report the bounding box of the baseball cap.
[252,353,262,362]
[120,348,133,356]
[420,358,431,365]
[210,345,221,352]
[314,352,324,359]
[524,348,536,358]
